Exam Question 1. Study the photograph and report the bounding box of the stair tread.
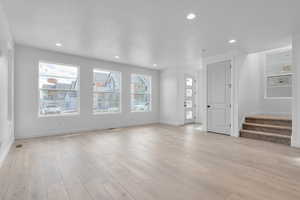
[246,115,291,121]
[243,122,292,130]
[240,129,291,139]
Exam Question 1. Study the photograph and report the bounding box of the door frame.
[184,74,196,124]
[201,54,239,137]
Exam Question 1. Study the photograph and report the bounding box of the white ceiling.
[1,0,299,69]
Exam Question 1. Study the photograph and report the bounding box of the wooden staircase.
[240,115,292,145]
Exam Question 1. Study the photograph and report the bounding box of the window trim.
[93,68,122,115]
[130,73,152,113]
[38,61,80,117]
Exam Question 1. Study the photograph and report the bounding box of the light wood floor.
[1,124,300,200]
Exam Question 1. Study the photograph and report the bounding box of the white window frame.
[130,73,152,112]
[264,48,293,100]
[38,61,80,117]
[93,68,122,114]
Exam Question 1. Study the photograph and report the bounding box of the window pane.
[186,110,193,120]
[39,90,78,115]
[93,69,121,113]
[39,62,78,90]
[39,76,78,90]
[93,93,120,113]
[265,50,292,75]
[39,62,79,116]
[186,89,193,97]
[267,75,292,87]
[186,100,193,108]
[131,74,151,112]
[186,78,193,86]
[94,70,120,92]
[131,74,151,94]
[131,94,151,112]
[40,62,78,78]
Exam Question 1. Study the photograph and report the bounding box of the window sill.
[38,112,80,118]
[131,110,152,113]
[93,111,121,115]
[264,97,292,100]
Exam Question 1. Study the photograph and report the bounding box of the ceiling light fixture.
[55,43,62,47]
[153,64,157,67]
[186,13,196,20]
[115,55,120,59]
[228,39,237,44]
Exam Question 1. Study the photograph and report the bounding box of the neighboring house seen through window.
[131,74,151,112]
[93,69,121,113]
[39,62,79,116]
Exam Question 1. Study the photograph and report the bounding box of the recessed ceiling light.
[153,64,157,67]
[115,55,120,59]
[228,39,237,44]
[186,13,196,20]
[55,43,62,47]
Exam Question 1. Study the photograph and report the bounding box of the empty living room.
[1,0,300,199]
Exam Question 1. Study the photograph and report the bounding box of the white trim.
[131,110,152,113]
[159,121,184,126]
[292,35,300,148]
[38,112,80,118]
[264,97,293,100]
[0,136,14,168]
[38,61,80,117]
[93,111,121,115]
[14,122,160,139]
[264,72,293,77]
[40,88,78,92]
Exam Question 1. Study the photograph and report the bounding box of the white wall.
[160,69,180,125]
[183,49,292,137]
[15,45,160,139]
[160,68,200,126]
[258,50,292,116]
[0,4,14,166]
[238,53,262,126]
[238,49,292,128]
[292,35,300,148]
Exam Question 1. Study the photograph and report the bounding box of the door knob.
[207,105,211,108]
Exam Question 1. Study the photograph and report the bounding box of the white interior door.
[184,75,195,124]
[207,61,231,135]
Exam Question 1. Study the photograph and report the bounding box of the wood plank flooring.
[1,124,300,200]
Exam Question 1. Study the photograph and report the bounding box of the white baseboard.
[0,136,14,168]
[15,121,160,139]
[159,120,183,126]
[291,140,300,148]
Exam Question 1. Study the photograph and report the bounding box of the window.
[131,74,151,112]
[93,69,121,113]
[265,49,292,99]
[39,62,79,116]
